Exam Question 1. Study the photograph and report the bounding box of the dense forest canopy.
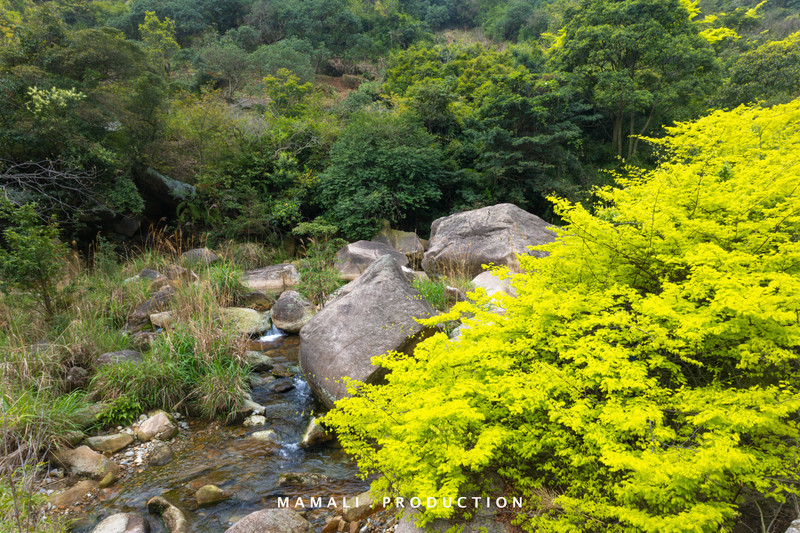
[0,0,798,243]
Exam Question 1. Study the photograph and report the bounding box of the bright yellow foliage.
[325,100,800,532]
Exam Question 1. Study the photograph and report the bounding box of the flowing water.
[74,331,369,532]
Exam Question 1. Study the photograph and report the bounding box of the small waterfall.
[259,324,287,342]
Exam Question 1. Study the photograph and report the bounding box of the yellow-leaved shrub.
[325,99,800,532]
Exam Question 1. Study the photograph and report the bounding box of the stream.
[74,331,370,532]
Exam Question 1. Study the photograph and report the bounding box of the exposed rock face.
[136,411,177,442]
[421,203,556,278]
[126,286,175,331]
[271,291,315,333]
[181,248,218,265]
[219,308,271,336]
[57,446,119,481]
[49,479,98,508]
[335,241,408,281]
[372,223,426,266]
[471,271,518,298]
[96,350,144,367]
[242,264,300,293]
[224,509,314,533]
[300,255,434,408]
[85,433,134,454]
[90,513,150,533]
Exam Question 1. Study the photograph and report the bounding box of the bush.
[293,221,346,305]
[325,100,800,531]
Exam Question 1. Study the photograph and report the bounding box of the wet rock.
[342,491,381,522]
[96,350,143,367]
[57,446,119,481]
[243,415,266,427]
[241,264,300,294]
[146,442,174,466]
[126,286,175,331]
[277,472,330,486]
[225,509,314,533]
[372,223,426,267]
[49,479,98,508]
[149,311,174,329]
[196,484,231,506]
[271,291,315,333]
[422,203,556,278]
[181,247,218,265]
[91,513,150,533]
[322,516,342,533]
[249,429,280,444]
[85,433,134,454]
[270,378,295,393]
[244,351,273,372]
[301,418,333,447]
[300,255,435,408]
[248,373,275,387]
[136,411,177,442]
[219,308,271,336]
[147,496,188,533]
[335,241,408,281]
[66,366,89,390]
[270,363,295,378]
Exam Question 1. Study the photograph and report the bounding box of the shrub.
[325,100,800,531]
[293,221,346,305]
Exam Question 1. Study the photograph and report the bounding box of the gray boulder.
[126,286,175,331]
[181,248,218,265]
[57,446,119,481]
[91,513,150,533]
[300,255,434,408]
[225,509,314,533]
[85,433,134,454]
[471,271,517,298]
[271,291,315,333]
[335,241,408,281]
[422,203,556,278]
[372,223,426,266]
[146,442,174,466]
[96,350,144,367]
[219,308,271,336]
[242,264,300,294]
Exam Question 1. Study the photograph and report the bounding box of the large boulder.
[271,291,315,333]
[181,248,218,265]
[136,167,196,207]
[421,203,556,279]
[241,264,300,294]
[300,255,434,408]
[225,509,314,533]
[91,513,150,533]
[219,308,271,336]
[335,241,408,281]
[126,286,175,331]
[471,271,517,298]
[372,222,426,266]
[56,446,119,481]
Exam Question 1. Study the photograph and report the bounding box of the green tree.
[199,41,249,100]
[0,199,68,317]
[326,99,800,532]
[319,111,446,240]
[139,10,179,75]
[552,0,716,160]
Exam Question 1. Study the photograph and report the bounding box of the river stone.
[91,513,150,533]
[244,351,273,371]
[49,479,98,508]
[181,247,218,265]
[136,411,177,442]
[57,446,119,481]
[471,271,517,298]
[219,308,271,336]
[149,311,174,329]
[300,255,435,408]
[85,433,134,454]
[249,429,279,443]
[271,291,315,333]
[421,203,556,279]
[146,442,174,466]
[241,264,300,293]
[277,472,330,486]
[126,286,175,330]
[147,496,188,533]
[335,240,408,281]
[225,509,314,533]
[372,223,426,266]
[270,378,295,393]
[342,490,381,522]
[243,415,266,427]
[196,484,230,506]
[96,350,143,367]
[300,417,333,447]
